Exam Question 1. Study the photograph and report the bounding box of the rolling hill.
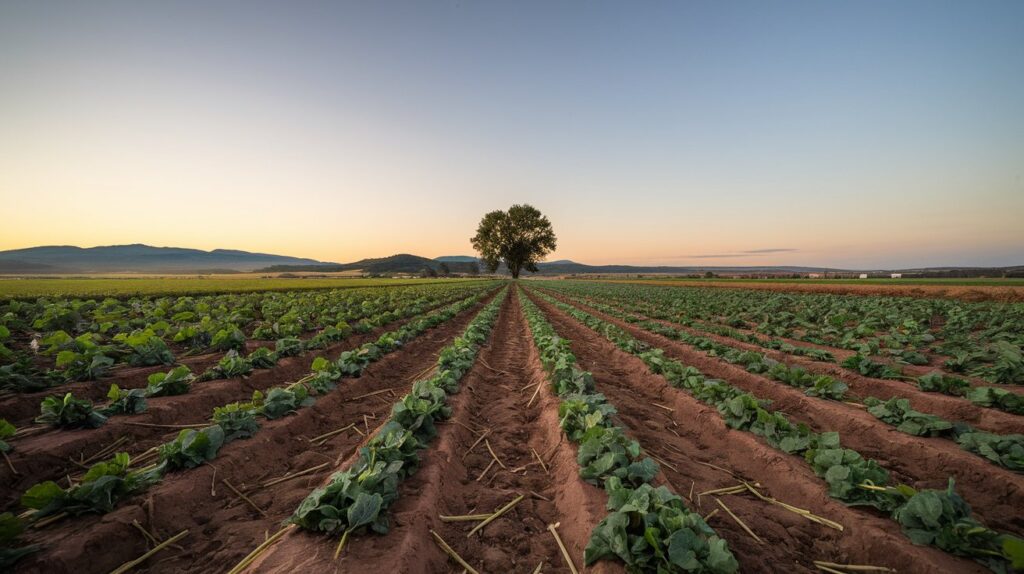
[0,244,333,274]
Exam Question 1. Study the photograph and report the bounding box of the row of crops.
[525,282,1023,572]
[0,280,496,391]
[2,277,1022,573]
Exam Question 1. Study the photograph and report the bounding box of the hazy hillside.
[0,244,332,274]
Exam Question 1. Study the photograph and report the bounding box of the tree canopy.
[470,204,557,279]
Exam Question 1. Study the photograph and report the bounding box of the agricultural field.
[0,277,474,299]
[1,279,1022,574]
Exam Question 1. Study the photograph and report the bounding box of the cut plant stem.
[743,482,843,531]
[462,429,491,460]
[223,479,268,517]
[131,519,160,548]
[651,402,674,412]
[109,529,189,574]
[227,525,294,574]
[699,484,747,496]
[485,439,507,469]
[309,423,355,444]
[527,381,543,407]
[531,447,549,474]
[475,459,496,482]
[467,494,524,537]
[547,522,579,574]
[812,562,896,573]
[439,513,493,523]
[122,421,208,429]
[716,498,764,544]
[351,387,397,401]
[261,462,331,488]
[430,529,480,574]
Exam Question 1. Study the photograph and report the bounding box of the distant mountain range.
[0,244,332,274]
[0,244,1020,276]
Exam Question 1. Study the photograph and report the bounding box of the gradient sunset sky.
[1,1,1022,269]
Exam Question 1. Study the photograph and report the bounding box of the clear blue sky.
[1,1,1021,268]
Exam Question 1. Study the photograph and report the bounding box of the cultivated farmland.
[1,279,1022,573]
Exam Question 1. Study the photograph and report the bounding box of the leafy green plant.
[211,403,260,440]
[21,453,163,517]
[101,384,148,416]
[966,386,1024,416]
[863,397,955,437]
[955,432,1024,472]
[841,354,902,379]
[890,480,1024,570]
[158,425,226,469]
[917,372,970,396]
[0,512,39,569]
[0,419,15,453]
[114,329,174,367]
[247,347,278,369]
[255,385,314,419]
[36,393,107,428]
[585,478,738,573]
[146,365,193,396]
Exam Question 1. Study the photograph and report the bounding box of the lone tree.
[471,204,557,279]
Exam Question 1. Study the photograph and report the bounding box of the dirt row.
[556,290,1024,434]
[524,287,989,574]
[0,291,500,509]
[245,288,613,573]
[10,290,500,574]
[533,288,1024,538]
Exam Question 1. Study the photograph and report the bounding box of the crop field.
[1,279,1022,574]
[0,277,476,299]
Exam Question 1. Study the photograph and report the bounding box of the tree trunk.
[509,261,520,279]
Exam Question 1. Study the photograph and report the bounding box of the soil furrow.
[557,290,1024,431]
[11,290,495,574]
[538,289,1024,536]
[0,293,498,509]
[0,290,484,426]
[243,289,612,574]
[527,287,988,574]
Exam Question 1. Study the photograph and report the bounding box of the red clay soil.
[525,288,989,574]
[562,293,1024,435]
[0,292,499,510]
[599,280,1024,303]
[10,291,499,574]
[536,291,1024,538]
[244,289,615,574]
[0,291,481,426]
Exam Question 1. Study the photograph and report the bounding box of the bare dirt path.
[526,287,988,574]
[244,289,613,574]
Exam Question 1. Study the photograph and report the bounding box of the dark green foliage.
[158,425,226,469]
[37,393,107,428]
[471,204,557,278]
[585,478,739,573]
[101,384,148,416]
[0,512,38,568]
[21,453,164,518]
[146,366,193,397]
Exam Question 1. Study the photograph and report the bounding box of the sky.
[1,1,1022,269]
